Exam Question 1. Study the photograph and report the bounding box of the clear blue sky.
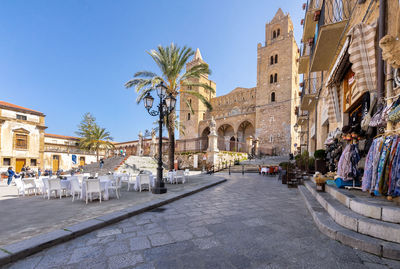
[0,0,304,142]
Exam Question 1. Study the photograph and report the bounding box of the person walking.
[6,167,15,185]
[100,159,104,169]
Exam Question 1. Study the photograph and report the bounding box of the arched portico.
[217,124,235,151]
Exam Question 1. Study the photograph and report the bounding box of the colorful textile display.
[337,143,361,181]
[362,135,400,196]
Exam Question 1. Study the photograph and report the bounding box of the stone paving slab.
[5,173,400,269]
[0,175,226,266]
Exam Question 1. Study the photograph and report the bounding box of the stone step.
[310,177,400,224]
[304,181,400,244]
[298,185,400,260]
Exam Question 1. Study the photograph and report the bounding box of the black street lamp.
[143,82,176,194]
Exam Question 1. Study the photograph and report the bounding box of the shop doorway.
[79,156,85,166]
[16,159,26,173]
[52,155,60,172]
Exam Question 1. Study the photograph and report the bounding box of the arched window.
[270,74,274,84]
[275,54,278,64]
[274,73,278,83]
[273,31,276,39]
[187,113,191,120]
[277,29,280,37]
[270,56,274,65]
[271,92,276,102]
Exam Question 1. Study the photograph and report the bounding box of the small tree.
[76,113,115,162]
[76,112,97,137]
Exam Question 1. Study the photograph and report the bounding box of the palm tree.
[125,43,214,169]
[79,125,115,162]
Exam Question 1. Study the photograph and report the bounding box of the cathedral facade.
[179,9,300,155]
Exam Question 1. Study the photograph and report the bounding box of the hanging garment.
[370,137,384,193]
[374,137,393,193]
[362,139,377,191]
[349,144,361,179]
[382,136,399,195]
[337,144,351,180]
[379,136,396,194]
[389,140,400,196]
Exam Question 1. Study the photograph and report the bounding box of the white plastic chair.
[175,170,186,184]
[184,169,190,182]
[108,177,121,199]
[40,177,49,198]
[167,171,175,184]
[48,178,62,199]
[14,178,25,197]
[22,178,37,196]
[70,176,81,202]
[138,174,151,192]
[85,179,102,204]
[126,174,137,191]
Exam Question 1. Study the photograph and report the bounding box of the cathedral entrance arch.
[200,127,210,151]
[217,124,235,151]
[237,121,255,152]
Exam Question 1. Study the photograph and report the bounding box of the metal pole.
[153,96,167,194]
[242,165,244,175]
[229,165,231,175]
[377,0,386,98]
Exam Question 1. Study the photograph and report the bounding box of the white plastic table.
[81,179,111,200]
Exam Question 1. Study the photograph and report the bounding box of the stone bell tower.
[179,49,216,140]
[255,8,300,155]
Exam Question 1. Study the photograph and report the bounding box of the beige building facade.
[180,9,300,156]
[0,101,101,173]
[297,0,400,155]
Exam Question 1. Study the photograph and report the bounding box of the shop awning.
[347,22,377,99]
[328,85,341,124]
[325,37,351,87]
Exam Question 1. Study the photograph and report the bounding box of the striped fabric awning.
[347,22,377,98]
[328,85,341,124]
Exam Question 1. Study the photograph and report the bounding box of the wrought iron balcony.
[44,145,96,155]
[300,75,322,110]
[296,109,309,126]
[302,0,323,42]
[310,0,353,72]
[299,43,312,74]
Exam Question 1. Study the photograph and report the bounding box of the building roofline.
[0,101,45,116]
[45,133,80,140]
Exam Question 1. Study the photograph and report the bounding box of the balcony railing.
[310,0,353,71]
[300,75,322,110]
[44,146,97,155]
[318,0,352,27]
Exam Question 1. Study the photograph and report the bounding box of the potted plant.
[314,149,327,174]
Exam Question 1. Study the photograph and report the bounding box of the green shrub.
[314,149,326,160]
[308,157,315,170]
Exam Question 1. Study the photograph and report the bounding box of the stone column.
[207,117,219,166]
[254,138,260,157]
[246,136,253,155]
[224,136,230,151]
[150,129,157,157]
[137,131,143,157]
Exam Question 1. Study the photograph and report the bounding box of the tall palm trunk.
[167,113,175,170]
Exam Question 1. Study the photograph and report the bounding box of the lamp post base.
[151,187,167,194]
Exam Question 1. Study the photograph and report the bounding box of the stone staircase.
[299,178,400,260]
[116,156,159,175]
[81,156,126,175]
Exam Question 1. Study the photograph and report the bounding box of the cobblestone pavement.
[0,175,219,246]
[5,173,400,269]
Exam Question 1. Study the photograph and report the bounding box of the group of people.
[4,166,64,186]
[114,149,126,157]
